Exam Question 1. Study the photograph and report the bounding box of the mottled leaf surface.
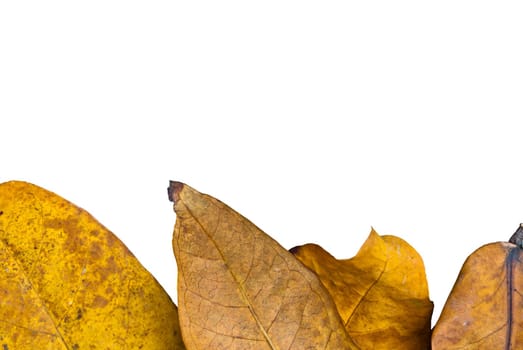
[0,181,185,349]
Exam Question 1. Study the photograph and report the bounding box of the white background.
[1,1,522,324]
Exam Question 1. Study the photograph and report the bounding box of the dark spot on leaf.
[3,344,8,350]
[89,241,103,260]
[46,217,85,252]
[289,246,301,254]
[72,344,79,350]
[92,295,109,308]
[76,308,83,320]
[105,232,118,249]
[0,210,3,216]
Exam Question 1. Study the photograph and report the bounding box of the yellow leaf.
[432,241,523,349]
[0,181,185,349]
[168,181,356,350]
[291,229,433,349]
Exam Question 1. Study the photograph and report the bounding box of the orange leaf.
[169,181,356,350]
[291,229,433,349]
[0,181,185,349]
[432,241,523,349]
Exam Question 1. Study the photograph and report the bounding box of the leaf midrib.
[185,202,278,350]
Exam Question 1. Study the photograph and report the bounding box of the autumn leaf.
[168,181,356,350]
[432,239,523,349]
[0,181,185,349]
[291,229,433,349]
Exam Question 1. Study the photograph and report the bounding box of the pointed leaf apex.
[168,181,184,203]
[509,223,523,248]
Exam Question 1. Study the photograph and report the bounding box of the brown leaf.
[0,181,185,349]
[432,241,523,349]
[169,181,356,350]
[291,229,433,349]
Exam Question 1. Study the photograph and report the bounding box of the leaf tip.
[289,245,301,255]
[167,181,184,203]
[508,223,523,248]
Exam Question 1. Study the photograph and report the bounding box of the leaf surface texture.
[0,181,185,349]
[291,229,433,349]
[432,242,523,349]
[169,181,355,350]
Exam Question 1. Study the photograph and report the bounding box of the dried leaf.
[169,181,356,350]
[432,241,523,349]
[0,181,185,349]
[291,229,433,349]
